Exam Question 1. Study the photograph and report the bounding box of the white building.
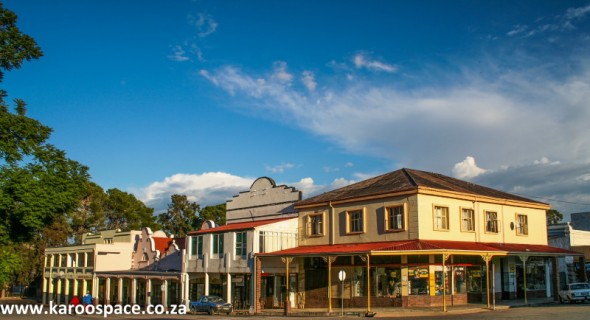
[185,177,300,309]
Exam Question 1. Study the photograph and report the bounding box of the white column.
[73,279,78,298]
[48,278,54,303]
[226,273,232,303]
[118,278,123,304]
[56,279,62,304]
[204,273,209,296]
[162,280,168,309]
[183,273,190,306]
[131,278,137,305]
[82,279,88,298]
[105,278,111,305]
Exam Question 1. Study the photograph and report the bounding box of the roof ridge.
[401,168,419,187]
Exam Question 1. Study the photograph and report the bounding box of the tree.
[546,209,563,225]
[70,182,107,244]
[0,3,89,290]
[104,188,158,231]
[199,203,226,227]
[157,194,200,237]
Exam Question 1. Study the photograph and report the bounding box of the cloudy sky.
[4,0,590,218]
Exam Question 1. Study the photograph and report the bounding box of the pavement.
[0,296,557,318]
[257,298,556,318]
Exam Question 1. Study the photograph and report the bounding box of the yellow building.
[257,168,580,313]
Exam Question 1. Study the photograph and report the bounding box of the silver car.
[559,282,590,303]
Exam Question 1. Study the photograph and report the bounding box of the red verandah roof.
[187,217,295,235]
[256,239,580,257]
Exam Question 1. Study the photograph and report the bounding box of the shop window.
[408,266,429,295]
[386,206,405,231]
[467,266,484,293]
[454,266,466,294]
[375,267,402,297]
[434,266,451,295]
[526,258,547,291]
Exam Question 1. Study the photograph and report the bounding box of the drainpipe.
[329,202,335,245]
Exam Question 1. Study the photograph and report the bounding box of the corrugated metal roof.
[257,239,579,256]
[187,217,295,235]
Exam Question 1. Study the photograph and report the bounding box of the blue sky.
[4,0,590,217]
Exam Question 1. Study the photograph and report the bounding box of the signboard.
[338,270,346,281]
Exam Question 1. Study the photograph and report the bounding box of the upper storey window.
[433,206,449,230]
[386,205,405,231]
[485,211,499,233]
[347,209,364,234]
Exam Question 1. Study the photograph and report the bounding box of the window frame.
[460,208,475,232]
[385,205,406,232]
[308,213,324,237]
[433,205,450,231]
[235,231,248,258]
[484,211,499,234]
[516,214,528,236]
[346,208,365,234]
[212,233,224,258]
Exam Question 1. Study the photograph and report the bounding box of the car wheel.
[208,307,213,315]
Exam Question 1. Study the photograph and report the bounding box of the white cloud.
[452,156,488,179]
[136,172,253,212]
[272,61,293,83]
[301,71,317,91]
[344,162,354,167]
[565,4,590,20]
[189,13,218,38]
[168,45,190,62]
[506,25,528,37]
[266,163,296,173]
[353,53,398,73]
[330,177,355,189]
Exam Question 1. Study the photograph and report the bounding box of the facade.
[42,229,141,305]
[548,221,590,284]
[185,177,300,310]
[257,168,580,313]
[95,227,185,308]
[43,228,186,309]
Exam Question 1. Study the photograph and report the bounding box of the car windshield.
[208,296,224,303]
[571,283,590,290]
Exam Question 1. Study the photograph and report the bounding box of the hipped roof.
[296,168,548,208]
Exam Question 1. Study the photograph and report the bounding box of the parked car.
[559,282,590,303]
[190,295,233,315]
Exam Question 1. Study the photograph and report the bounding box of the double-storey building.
[257,168,580,313]
[42,229,140,305]
[185,177,300,310]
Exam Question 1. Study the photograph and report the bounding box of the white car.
[559,282,590,303]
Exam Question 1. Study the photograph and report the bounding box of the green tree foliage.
[546,209,563,225]
[157,194,200,237]
[199,203,226,227]
[0,3,90,290]
[0,2,42,88]
[104,188,158,231]
[70,181,108,243]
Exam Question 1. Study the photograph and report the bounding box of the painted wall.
[297,192,547,246]
[416,194,548,245]
[226,177,301,223]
